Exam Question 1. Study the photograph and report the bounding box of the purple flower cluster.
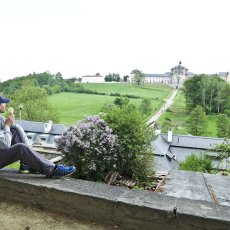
[55,115,118,180]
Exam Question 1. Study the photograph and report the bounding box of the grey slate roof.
[152,133,229,172]
[14,120,68,148]
[15,120,67,135]
[145,74,169,77]
[161,134,224,150]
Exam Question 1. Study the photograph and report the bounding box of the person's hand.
[4,117,14,127]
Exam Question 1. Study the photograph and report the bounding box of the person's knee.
[13,143,28,155]
[14,143,27,148]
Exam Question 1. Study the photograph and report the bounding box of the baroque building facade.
[133,62,230,89]
[144,62,193,89]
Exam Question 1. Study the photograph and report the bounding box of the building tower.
[170,62,188,88]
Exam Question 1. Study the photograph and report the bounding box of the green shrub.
[101,104,155,180]
[110,92,121,97]
[113,97,129,107]
[139,98,152,116]
[179,153,213,173]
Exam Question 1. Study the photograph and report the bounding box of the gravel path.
[147,89,178,127]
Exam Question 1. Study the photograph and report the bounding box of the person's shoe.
[51,165,76,178]
[19,164,30,174]
[19,164,39,174]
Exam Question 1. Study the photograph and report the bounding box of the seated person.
[0,96,75,178]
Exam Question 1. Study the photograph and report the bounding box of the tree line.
[0,70,153,124]
[183,75,230,137]
[183,74,230,114]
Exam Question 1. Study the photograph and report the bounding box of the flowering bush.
[55,115,118,181]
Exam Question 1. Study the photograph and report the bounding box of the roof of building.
[145,73,170,77]
[82,75,103,78]
[14,120,68,148]
[152,133,229,172]
[15,120,67,135]
[219,72,229,77]
[161,133,224,149]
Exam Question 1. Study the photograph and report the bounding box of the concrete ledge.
[0,169,229,230]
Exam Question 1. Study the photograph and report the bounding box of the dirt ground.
[0,202,122,230]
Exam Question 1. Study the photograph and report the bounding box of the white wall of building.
[81,76,105,83]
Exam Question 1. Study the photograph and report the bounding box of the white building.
[133,62,230,89]
[144,62,193,89]
[130,62,192,89]
[81,74,105,83]
[219,72,230,83]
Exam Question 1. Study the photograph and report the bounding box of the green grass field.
[48,84,219,136]
[48,83,173,125]
[80,83,171,98]
[157,90,218,137]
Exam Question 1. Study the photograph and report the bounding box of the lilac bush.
[55,115,118,181]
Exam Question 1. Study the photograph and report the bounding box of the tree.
[11,86,58,122]
[123,75,129,82]
[179,152,213,173]
[183,75,230,114]
[55,72,63,80]
[21,79,38,87]
[101,104,155,180]
[214,140,230,159]
[104,73,120,82]
[213,141,230,172]
[217,114,230,138]
[186,105,208,136]
[113,97,129,108]
[139,98,152,116]
[131,69,145,85]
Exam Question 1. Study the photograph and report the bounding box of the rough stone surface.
[203,173,230,206]
[160,170,230,206]
[0,169,229,230]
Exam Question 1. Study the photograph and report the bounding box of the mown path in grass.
[48,84,173,125]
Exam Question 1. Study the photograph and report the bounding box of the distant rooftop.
[15,120,67,135]
[15,120,68,148]
[152,133,229,172]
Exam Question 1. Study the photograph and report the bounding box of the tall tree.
[217,114,229,138]
[183,75,230,114]
[186,105,208,136]
[55,72,63,80]
[123,75,129,82]
[131,69,145,85]
[214,140,230,162]
[104,73,120,82]
[139,98,152,115]
[11,86,59,122]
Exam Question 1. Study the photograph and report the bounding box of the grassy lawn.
[158,90,188,134]
[157,91,218,137]
[48,84,173,125]
[206,115,218,137]
[80,83,172,99]
[4,161,19,170]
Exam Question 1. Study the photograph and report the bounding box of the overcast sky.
[0,0,229,81]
